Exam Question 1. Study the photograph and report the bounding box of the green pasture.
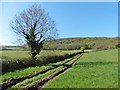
[0,50,80,61]
[0,49,118,88]
[44,49,118,88]
[0,56,73,83]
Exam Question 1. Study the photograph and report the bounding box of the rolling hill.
[1,37,119,51]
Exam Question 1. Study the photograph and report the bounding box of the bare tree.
[11,5,58,58]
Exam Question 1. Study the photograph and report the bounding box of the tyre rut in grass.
[2,53,82,90]
[23,54,83,90]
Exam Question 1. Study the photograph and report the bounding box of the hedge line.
[2,52,82,74]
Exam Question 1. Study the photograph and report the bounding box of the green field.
[1,2,119,89]
[1,50,81,74]
[1,50,80,61]
[1,49,118,89]
[0,56,72,83]
[1,51,78,89]
[44,49,118,88]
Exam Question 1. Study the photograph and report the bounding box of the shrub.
[80,47,85,53]
[115,44,120,48]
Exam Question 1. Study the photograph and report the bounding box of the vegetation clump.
[80,47,85,53]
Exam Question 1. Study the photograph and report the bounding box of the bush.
[115,44,120,48]
[80,47,85,53]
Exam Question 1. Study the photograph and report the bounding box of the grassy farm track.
[22,54,83,90]
[2,53,83,90]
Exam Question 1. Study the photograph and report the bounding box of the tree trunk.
[31,52,37,58]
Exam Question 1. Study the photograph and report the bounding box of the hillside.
[1,37,119,51]
[43,37,118,51]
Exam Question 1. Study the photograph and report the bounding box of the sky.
[0,2,118,45]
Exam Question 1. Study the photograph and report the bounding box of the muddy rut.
[2,53,83,90]
[23,54,83,90]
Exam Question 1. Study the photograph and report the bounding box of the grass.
[44,49,118,88]
[1,50,81,74]
[9,66,64,89]
[1,50,81,61]
[0,55,73,83]
[1,49,118,88]
[0,65,51,83]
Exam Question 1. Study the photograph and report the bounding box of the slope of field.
[44,49,118,88]
[43,37,118,50]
